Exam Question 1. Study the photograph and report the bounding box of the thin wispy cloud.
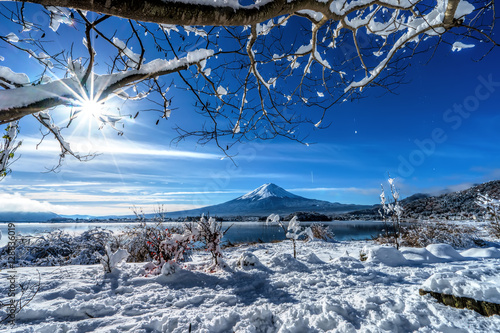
[20,137,221,160]
[0,193,74,214]
[289,187,380,196]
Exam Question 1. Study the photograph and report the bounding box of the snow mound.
[267,253,309,272]
[365,246,409,267]
[233,307,279,332]
[301,252,324,264]
[426,244,465,261]
[460,247,500,259]
[422,265,500,304]
[236,252,265,270]
[161,261,179,275]
[400,247,443,264]
[330,255,364,269]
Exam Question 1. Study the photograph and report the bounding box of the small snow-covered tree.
[99,245,129,273]
[0,0,496,173]
[379,176,404,249]
[0,122,21,180]
[476,193,500,238]
[267,214,311,258]
[286,216,313,258]
[195,215,232,269]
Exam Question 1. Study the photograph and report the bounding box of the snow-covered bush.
[122,220,188,264]
[408,222,479,248]
[309,223,335,241]
[99,245,129,273]
[476,193,500,238]
[375,222,479,249]
[0,228,114,267]
[194,215,232,269]
[121,222,155,262]
[139,223,195,276]
[266,214,311,258]
[379,176,404,249]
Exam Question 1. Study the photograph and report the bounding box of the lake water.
[0,221,388,247]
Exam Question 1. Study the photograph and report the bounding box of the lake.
[0,221,388,247]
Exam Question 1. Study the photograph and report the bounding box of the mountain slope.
[340,180,500,220]
[166,183,371,217]
[0,211,60,222]
[403,180,500,219]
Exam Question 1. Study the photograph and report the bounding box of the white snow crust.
[0,66,30,87]
[0,49,213,112]
[2,240,500,332]
[422,265,500,304]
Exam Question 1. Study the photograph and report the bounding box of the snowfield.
[1,240,500,332]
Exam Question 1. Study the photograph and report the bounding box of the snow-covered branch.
[0,49,214,124]
[0,0,495,172]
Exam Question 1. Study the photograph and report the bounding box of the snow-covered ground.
[1,240,500,332]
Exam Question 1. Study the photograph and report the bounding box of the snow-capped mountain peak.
[237,183,302,201]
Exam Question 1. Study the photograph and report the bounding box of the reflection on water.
[0,221,387,247]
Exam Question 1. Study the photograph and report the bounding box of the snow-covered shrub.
[375,221,479,249]
[0,228,114,267]
[121,222,154,262]
[71,228,118,264]
[122,221,187,264]
[266,214,311,258]
[194,215,232,269]
[125,205,179,263]
[99,245,129,273]
[309,223,335,241]
[379,176,404,249]
[476,193,500,238]
[142,225,195,276]
[267,253,309,272]
[405,222,479,248]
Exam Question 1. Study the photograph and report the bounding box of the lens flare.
[80,98,104,118]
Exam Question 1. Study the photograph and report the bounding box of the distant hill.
[335,192,428,220]
[339,180,500,220]
[403,180,500,220]
[165,183,372,218]
[0,211,60,222]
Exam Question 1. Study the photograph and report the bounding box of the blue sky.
[1,7,500,216]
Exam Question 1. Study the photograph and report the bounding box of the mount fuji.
[166,183,372,217]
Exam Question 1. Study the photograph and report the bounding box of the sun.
[80,98,105,118]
